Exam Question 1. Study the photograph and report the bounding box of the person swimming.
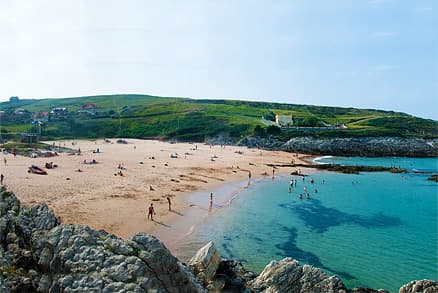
[299,194,303,199]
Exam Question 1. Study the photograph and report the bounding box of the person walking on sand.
[0,174,4,185]
[272,167,275,179]
[147,203,156,221]
[167,196,171,211]
[248,171,252,186]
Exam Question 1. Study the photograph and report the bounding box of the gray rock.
[189,241,222,287]
[398,280,438,293]
[0,188,204,293]
[281,137,438,157]
[247,258,347,293]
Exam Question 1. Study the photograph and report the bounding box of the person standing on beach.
[272,167,275,179]
[0,174,4,185]
[210,192,213,204]
[248,171,252,186]
[167,196,171,211]
[147,203,156,221]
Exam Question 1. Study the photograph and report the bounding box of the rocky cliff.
[239,136,438,157]
[282,137,438,157]
[0,187,203,292]
[1,187,437,292]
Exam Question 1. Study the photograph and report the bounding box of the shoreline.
[0,138,309,244]
[153,170,300,258]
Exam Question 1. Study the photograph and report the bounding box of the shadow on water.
[274,199,402,281]
[275,225,356,280]
[279,199,402,233]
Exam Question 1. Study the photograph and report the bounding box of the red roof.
[82,103,97,109]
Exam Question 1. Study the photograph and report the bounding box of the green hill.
[0,94,437,142]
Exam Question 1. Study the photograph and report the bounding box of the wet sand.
[0,138,309,247]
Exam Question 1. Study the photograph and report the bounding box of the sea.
[175,157,438,292]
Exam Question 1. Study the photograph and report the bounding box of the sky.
[0,0,437,120]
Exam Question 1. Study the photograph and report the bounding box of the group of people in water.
[288,175,320,200]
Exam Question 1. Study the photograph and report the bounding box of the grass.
[1,94,437,141]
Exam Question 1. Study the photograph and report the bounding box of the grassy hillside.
[0,94,437,142]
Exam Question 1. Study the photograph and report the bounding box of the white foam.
[313,155,333,164]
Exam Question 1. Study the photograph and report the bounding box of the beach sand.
[0,139,309,246]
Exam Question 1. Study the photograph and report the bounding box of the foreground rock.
[0,187,203,292]
[247,258,347,293]
[399,280,438,293]
[189,241,223,290]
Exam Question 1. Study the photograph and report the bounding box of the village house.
[275,115,293,127]
[78,103,98,115]
[50,107,68,119]
[33,111,49,123]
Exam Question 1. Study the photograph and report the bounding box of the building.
[33,111,49,123]
[78,103,98,115]
[275,115,293,127]
[50,107,68,119]
[81,103,98,110]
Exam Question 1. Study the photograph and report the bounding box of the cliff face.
[238,136,438,157]
[1,187,437,293]
[281,137,438,157]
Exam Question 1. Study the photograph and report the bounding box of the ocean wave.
[313,156,334,165]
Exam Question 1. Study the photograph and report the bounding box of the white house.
[275,115,293,127]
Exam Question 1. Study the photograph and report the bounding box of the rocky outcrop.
[0,187,203,292]
[281,137,438,157]
[238,137,284,149]
[398,280,438,293]
[189,241,222,290]
[1,187,437,293]
[247,258,347,293]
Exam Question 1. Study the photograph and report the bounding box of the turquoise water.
[185,157,438,292]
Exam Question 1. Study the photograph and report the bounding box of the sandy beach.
[0,139,309,246]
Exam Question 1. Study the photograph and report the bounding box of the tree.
[263,111,276,121]
[253,125,266,137]
[300,116,320,127]
[267,125,281,135]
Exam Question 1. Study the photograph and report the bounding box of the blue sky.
[0,0,436,119]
